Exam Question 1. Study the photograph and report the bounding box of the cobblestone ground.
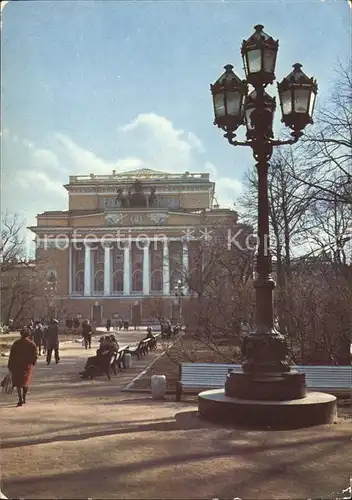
[0,329,351,500]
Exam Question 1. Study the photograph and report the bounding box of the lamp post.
[45,274,57,321]
[199,25,334,427]
[175,279,184,325]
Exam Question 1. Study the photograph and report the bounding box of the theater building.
[30,168,236,324]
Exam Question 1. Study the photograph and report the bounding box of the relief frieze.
[106,212,168,226]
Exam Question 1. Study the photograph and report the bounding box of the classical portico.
[71,238,191,298]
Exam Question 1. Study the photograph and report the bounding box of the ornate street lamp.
[244,89,276,140]
[211,64,248,142]
[174,279,184,325]
[199,25,336,428]
[241,24,279,87]
[45,273,57,320]
[278,63,318,133]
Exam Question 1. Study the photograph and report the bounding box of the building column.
[123,242,131,296]
[104,243,112,296]
[182,240,189,294]
[163,239,170,295]
[68,242,72,296]
[84,244,92,296]
[143,240,150,296]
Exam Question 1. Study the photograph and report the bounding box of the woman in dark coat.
[8,328,37,406]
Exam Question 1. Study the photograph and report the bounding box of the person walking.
[8,328,37,406]
[33,322,44,356]
[46,319,60,365]
[106,318,111,332]
[82,319,92,349]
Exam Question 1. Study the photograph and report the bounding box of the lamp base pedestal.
[225,369,306,401]
[198,389,337,428]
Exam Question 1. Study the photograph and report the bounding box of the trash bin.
[151,375,166,400]
[124,353,132,369]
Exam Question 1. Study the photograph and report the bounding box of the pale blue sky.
[2,0,351,244]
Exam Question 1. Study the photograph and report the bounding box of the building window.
[116,252,123,263]
[75,270,84,291]
[132,269,143,292]
[151,269,163,291]
[113,270,124,292]
[94,271,104,292]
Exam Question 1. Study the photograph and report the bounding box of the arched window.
[75,270,84,292]
[132,269,143,292]
[94,270,104,292]
[113,270,124,292]
[151,269,163,291]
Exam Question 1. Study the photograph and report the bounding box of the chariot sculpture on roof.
[115,180,157,208]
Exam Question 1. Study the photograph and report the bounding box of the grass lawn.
[129,334,242,391]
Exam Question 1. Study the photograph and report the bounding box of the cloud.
[55,133,114,173]
[3,113,243,240]
[204,162,243,208]
[17,170,66,197]
[117,114,243,206]
[118,113,203,172]
[214,177,243,208]
[30,148,62,172]
[187,132,206,154]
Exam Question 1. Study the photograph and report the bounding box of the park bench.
[141,338,152,355]
[176,363,351,401]
[114,345,129,372]
[126,338,149,359]
[295,365,351,395]
[82,351,117,380]
[149,333,161,351]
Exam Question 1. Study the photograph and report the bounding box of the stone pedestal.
[198,389,337,428]
[225,369,306,401]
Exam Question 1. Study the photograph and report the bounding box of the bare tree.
[0,212,28,272]
[295,62,352,204]
[0,212,49,325]
[1,264,46,325]
[165,218,256,363]
[240,150,317,286]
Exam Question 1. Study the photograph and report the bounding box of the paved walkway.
[0,330,351,499]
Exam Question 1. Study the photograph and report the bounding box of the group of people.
[106,318,130,331]
[2,317,159,407]
[160,320,180,338]
[2,318,61,407]
[27,319,60,364]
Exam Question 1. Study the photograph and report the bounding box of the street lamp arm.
[226,129,302,148]
[227,137,253,147]
[270,132,302,146]
[227,133,302,148]
[224,132,253,147]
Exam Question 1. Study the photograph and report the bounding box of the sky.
[1,0,351,250]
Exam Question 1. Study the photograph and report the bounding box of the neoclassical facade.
[30,168,236,324]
